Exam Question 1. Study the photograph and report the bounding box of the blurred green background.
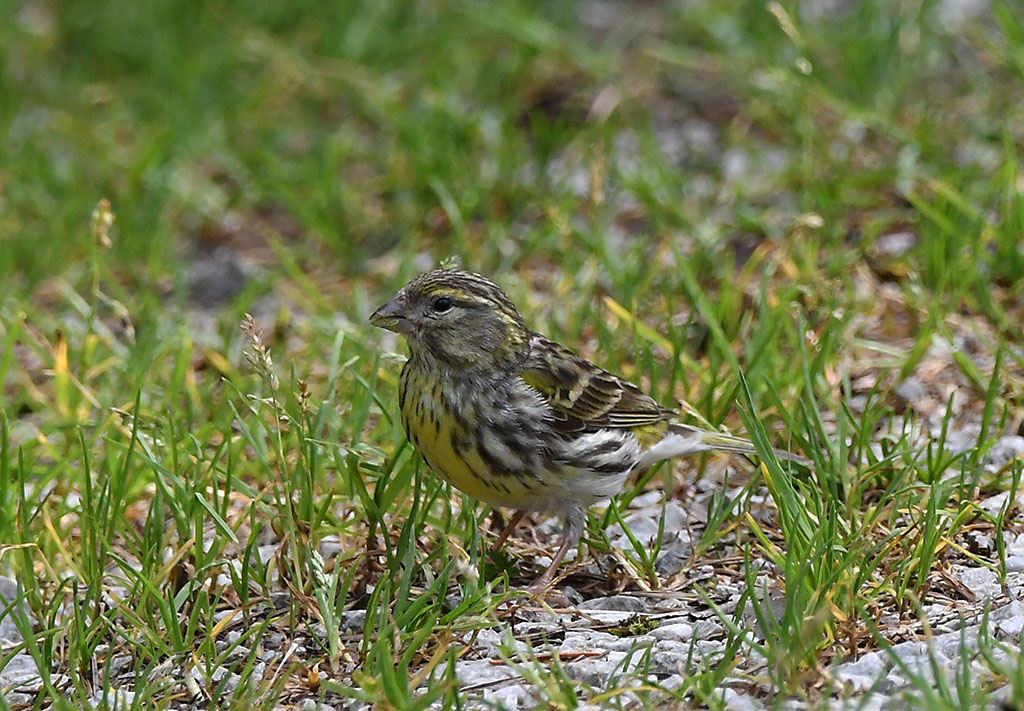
[5,0,1021,298]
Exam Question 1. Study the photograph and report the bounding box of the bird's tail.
[637,423,810,470]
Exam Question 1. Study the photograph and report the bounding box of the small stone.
[1005,557,1024,573]
[655,535,692,576]
[455,659,517,686]
[965,531,994,555]
[997,615,1024,638]
[991,603,1024,640]
[3,694,32,707]
[723,688,764,711]
[986,436,1024,473]
[954,565,1001,600]
[659,674,686,691]
[317,535,346,560]
[483,684,534,709]
[650,623,694,642]
[889,640,929,661]
[713,583,738,601]
[1008,532,1024,557]
[660,501,689,530]
[0,654,39,689]
[882,669,911,691]
[101,586,129,613]
[649,640,688,674]
[933,626,980,658]
[147,656,179,684]
[109,654,133,677]
[695,639,726,655]
[1005,573,1024,599]
[875,231,916,256]
[559,585,585,606]
[894,377,927,405]
[629,490,665,508]
[693,619,724,639]
[886,641,951,687]
[564,651,630,687]
[226,645,251,663]
[473,628,504,657]
[559,629,629,655]
[298,701,339,711]
[980,492,1012,517]
[0,577,31,644]
[477,626,536,659]
[570,610,636,626]
[993,600,1024,623]
[88,689,135,710]
[608,514,659,549]
[833,651,886,691]
[340,610,366,633]
[577,595,646,612]
[742,589,786,641]
[943,426,980,457]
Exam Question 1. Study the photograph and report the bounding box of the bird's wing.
[519,334,673,432]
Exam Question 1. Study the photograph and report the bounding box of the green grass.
[3,0,1024,708]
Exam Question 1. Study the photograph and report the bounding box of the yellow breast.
[400,368,546,509]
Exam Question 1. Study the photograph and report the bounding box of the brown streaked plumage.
[370,269,808,590]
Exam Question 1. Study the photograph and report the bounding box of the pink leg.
[527,534,575,592]
[491,509,526,551]
[528,506,586,593]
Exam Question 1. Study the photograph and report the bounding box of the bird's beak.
[369,294,414,334]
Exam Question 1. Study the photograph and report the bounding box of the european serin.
[370,269,806,590]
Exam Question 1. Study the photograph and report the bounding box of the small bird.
[370,270,806,590]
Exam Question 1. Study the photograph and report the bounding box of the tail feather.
[637,423,810,469]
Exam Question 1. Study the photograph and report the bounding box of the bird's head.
[370,270,530,371]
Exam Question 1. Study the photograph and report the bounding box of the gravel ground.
[5,428,1021,709]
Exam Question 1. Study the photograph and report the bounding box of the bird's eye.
[432,296,454,313]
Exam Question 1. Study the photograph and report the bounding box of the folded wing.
[518,334,674,433]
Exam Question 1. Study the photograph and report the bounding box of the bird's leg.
[528,506,585,593]
[491,509,525,552]
[528,535,573,592]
